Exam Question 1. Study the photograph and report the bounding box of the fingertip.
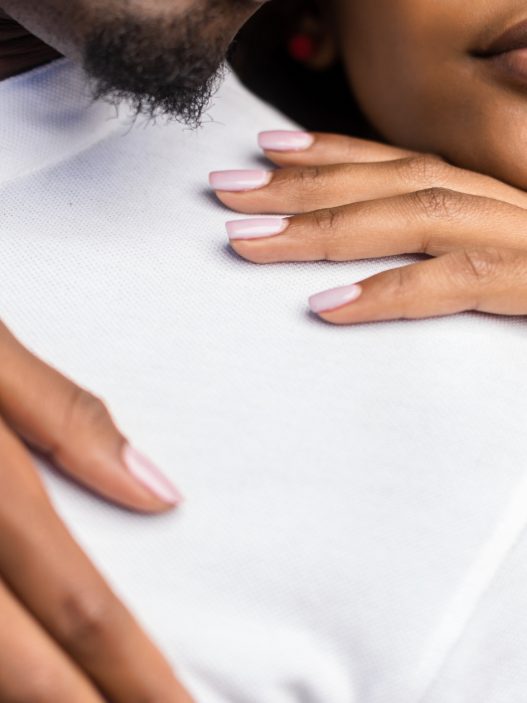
[208,169,271,192]
[228,238,278,264]
[308,284,363,314]
[225,217,289,241]
[258,130,315,153]
[122,444,183,509]
[212,189,266,215]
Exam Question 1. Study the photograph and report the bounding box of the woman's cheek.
[345,49,527,191]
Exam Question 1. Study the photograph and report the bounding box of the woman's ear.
[287,14,338,71]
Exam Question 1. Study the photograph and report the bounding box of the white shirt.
[1,58,527,703]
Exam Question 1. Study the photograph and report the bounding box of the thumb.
[0,322,182,513]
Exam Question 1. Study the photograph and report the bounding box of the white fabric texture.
[1,58,527,702]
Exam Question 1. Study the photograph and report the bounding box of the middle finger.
[210,157,527,214]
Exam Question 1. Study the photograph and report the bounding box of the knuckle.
[50,383,117,468]
[448,247,505,285]
[296,165,322,189]
[290,166,324,208]
[311,207,345,261]
[391,265,410,297]
[56,588,114,652]
[312,206,340,232]
[386,265,413,318]
[400,154,450,188]
[63,386,111,435]
[412,187,465,220]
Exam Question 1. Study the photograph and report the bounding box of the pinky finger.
[259,131,416,167]
[308,247,527,324]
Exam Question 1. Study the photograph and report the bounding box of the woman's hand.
[0,322,192,702]
[210,131,527,324]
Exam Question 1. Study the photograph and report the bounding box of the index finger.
[0,322,182,513]
[0,418,193,702]
[258,130,416,167]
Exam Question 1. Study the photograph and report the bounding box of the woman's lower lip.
[487,48,527,87]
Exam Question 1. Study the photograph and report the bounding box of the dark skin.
[210,0,527,323]
[330,0,527,191]
[1,0,265,123]
[0,1,265,701]
[3,0,527,698]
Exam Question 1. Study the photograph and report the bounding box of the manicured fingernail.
[309,284,363,313]
[226,217,289,240]
[209,169,272,192]
[258,130,314,152]
[122,444,183,505]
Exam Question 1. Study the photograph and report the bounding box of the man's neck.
[0,12,60,80]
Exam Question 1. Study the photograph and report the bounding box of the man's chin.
[82,12,229,125]
[86,56,226,126]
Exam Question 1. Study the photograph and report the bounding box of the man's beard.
[83,4,235,126]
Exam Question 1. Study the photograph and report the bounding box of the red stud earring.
[288,34,316,62]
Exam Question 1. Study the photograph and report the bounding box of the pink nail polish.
[209,169,272,192]
[122,444,183,505]
[309,284,363,313]
[226,217,289,240]
[258,130,314,152]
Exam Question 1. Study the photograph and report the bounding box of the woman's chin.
[469,149,527,193]
[441,132,527,194]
